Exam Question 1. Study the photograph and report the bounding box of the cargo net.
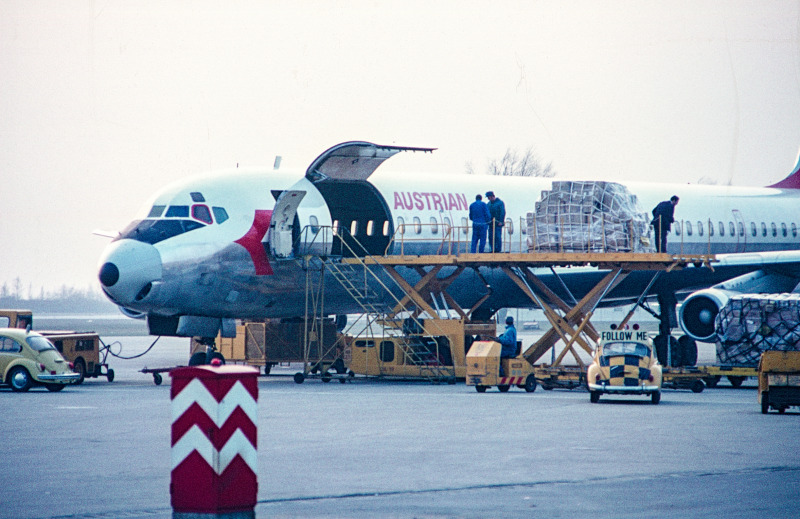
[715,293,800,366]
[526,181,654,253]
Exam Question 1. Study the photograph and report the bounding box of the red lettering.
[456,193,467,211]
[393,192,405,210]
[421,192,432,210]
[431,193,443,211]
[413,192,424,210]
[447,193,458,211]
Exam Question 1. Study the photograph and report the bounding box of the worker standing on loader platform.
[495,316,517,376]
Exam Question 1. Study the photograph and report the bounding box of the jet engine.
[678,288,733,342]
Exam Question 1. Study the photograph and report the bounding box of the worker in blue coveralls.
[486,191,506,253]
[495,315,517,376]
[468,194,491,253]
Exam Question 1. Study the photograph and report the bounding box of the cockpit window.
[148,205,166,218]
[165,206,190,217]
[212,207,229,224]
[192,204,213,224]
[116,219,204,244]
[190,192,205,202]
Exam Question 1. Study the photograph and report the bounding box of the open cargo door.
[306,141,435,182]
[269,190,305,258]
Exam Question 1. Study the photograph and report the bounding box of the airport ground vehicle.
[465,340,537,393]
[586,331,663,404]
[759,351,800,414]
[0,310,113,383]
[0,328,80,391]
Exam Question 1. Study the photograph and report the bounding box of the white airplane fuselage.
[97,143,800,339]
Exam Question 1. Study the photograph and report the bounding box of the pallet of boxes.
[525,181,654,254]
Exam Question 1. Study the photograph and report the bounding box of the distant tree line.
[0,278,117,314]
[465,146,556,177]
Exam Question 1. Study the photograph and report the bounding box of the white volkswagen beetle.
[587,331,663,404]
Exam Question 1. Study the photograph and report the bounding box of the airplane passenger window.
[708,221,714,237]
[443,217,451,234]
[461,217,468,235]
[761,222,767,237]
[148,205,166,218]
[350,220,358,236]
[413,217,422,234]
[397,217,405,235]
[697,221,703,237]
[738,222,744,237]
[782,223,788,237]
[674,222,681,236]
[771,223,777,237]
[729,222,735,236]
[685,221,692,236]
[192,205,213,224]
[793,223,798,238]
[212,207,229,224]
[430,217,438,234]
[383,220,390,236]
[166,205,190,217]
[309,215,320,234]
[752,223,759,237]
[366,220,375,237]
[506,218,513,235]
[718,222,724,236]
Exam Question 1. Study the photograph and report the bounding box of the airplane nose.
[98,239,162,306]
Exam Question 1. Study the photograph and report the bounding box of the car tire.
[45,383,65,392]
[691,380,705,393]
[9,366,33,392]
[73,358,86,385]
[590,391,600,403]
[651,391,661,405]
[294,372,305,384]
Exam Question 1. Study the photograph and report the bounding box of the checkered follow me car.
[587,334,663,404]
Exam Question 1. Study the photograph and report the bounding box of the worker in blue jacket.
[495,315,517,376]
[468,194,491,253]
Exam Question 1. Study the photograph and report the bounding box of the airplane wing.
[714,250,800,277]
[305,141,435,182]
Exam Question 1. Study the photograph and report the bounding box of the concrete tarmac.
[1,335,798,519]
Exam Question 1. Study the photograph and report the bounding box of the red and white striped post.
[170,365,259,519]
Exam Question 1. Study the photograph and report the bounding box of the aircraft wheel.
[189,352,207,366]
[475,385,487,393]
[651,391,661,405]
[498,385,510,393]
[293,372,305,384]
[761,392,770,414]
[208,352,225,365]
[9,366,32,392]
[678,335,698,366]
[524,374,537,393]
[45,383,65,392]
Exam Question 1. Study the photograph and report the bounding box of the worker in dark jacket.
[486,191,506,252]
[468,194,491,253]
[651,195,679,253]
[495,315,517,376]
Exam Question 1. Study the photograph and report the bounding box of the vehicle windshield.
[602,341,650,358]
[115,219,205,244]
[27,335,56,352]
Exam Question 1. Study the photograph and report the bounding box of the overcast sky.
[2,1,799,296]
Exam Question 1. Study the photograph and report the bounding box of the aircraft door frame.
[732,209,746,253]
[270,190,306,258]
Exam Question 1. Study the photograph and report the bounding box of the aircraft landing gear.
[189,337,226,366]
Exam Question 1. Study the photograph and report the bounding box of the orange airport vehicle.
[0,310,114,384]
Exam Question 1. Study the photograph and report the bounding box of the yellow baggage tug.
[466,340,537,393]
